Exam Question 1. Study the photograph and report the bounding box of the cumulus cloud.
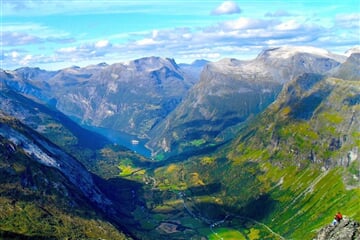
[4,16,329,69]
[95,40,111,48]
[117,17,324,63]
[211,1,241,15]
[1,49,37,69]
[56,40,115,60]
[220,17,273,30]
[135,38,158,46]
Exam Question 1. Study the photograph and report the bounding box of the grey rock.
[314,218,360,240]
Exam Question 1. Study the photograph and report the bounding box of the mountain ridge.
[147,46,345,158]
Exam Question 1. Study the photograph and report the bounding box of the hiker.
[332,212,343,226]
[335,212,343,222]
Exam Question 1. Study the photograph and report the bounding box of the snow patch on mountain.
[345,46,360,56]
[258,46,344,61]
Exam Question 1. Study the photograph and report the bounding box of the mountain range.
[0,46,359,239]
[147,46,345,157]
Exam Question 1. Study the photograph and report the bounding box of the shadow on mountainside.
[0,139,131,239]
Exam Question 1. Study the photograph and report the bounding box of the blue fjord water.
[85,126,152,158]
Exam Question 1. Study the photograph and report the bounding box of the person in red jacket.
[335,212,343,222]
[332,212,343,225]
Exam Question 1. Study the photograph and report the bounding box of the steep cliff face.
[0,114,113,211]
[0,114,131,239]
[331,53,360,81]
[314,218,360,240]
[147,47,344,158]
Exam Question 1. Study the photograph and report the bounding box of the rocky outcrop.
[331,53,360,81]
[314,218,360,240]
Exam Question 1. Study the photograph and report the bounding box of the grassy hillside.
[123,74,359,239]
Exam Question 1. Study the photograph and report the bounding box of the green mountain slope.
[0,115,131,239]
[224,73,360,238]
[130,69,359,239]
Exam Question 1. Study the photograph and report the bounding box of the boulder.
[314,218,360,240]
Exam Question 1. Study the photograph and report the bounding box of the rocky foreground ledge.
[314,218,360,240]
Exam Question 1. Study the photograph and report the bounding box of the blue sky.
[1,0,359,70]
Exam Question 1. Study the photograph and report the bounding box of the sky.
[1,0,359,70]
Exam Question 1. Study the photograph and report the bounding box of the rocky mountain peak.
[314,218,360,240]
[190,59,210,67]
[97,62,108,67]
[12,67,58,82]
[257,46,338,60]
[347,52,360,63]
[345,46,360,56]
[330,52,360,81]
[128,56,180,72]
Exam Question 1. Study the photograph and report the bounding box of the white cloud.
[95,40,111,48]
[2,4,358,70]
[135,38,158,46]
[211,1,241,15]
[54,40,116,64]
[11,51,19,58]
[222,17,272,30]
[20,55,33,65]
[2,16,334,69]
